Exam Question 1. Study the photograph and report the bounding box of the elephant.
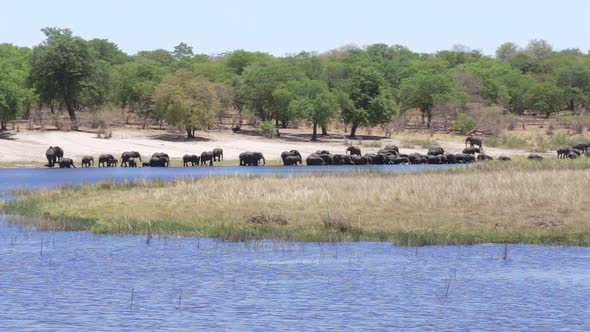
[315,150,331,155]
[121,151,142,167]
[45,147,57,167]
[183,154,200,167]
[377,148,397,157]
[128,158,137,167]
[370,153,386,165]
[317,153,333,165]
[108,158,119,167]
[427,147,444,156]
[212,148,224,161]
[557,147,571,159]
[142,162,150,167]
[351,155,369,165]
[306,154,325,165]
[332,154,349,165]
[281,150,302,165]
[98,154,117,167]
[150,152,169,167]
[200,151,214,166]
[528,154,543,161]
[462,147,480,155]
[570,148,582,156]
[392,156,410,165]
[446,154,458,164]
[239,151,265,166]
[498,155,511,161]
[465,136,484,149]
[57,158,76,168]
[45,146,64,167]
[362,153,377,164]
[477,154,493,161]
[383,145,400,154]
[585,151,590,157]
[572,142,589,152]
[283,156,301,166]
[409,153,428,164]
[427,155,447,164]
[568,152,579,159]
[149,156,168,167]
[152,152,170,161]
[346,146,361,156]
[81,156,94,167]
[455,154,476,163]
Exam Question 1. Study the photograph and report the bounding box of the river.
[0,166,588,330]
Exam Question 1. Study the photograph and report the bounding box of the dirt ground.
[0,126,536,163]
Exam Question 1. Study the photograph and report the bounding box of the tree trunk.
[186,127,195,138]
[311,122,318,141]
[426,107,432,128]
[321,125,328,136]
[1,121,6,131]
[570,99,575,111]
[65,101,78,131]
[349,122,359,138]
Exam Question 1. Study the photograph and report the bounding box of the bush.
[450,113,476,135]
[258,120,276,138]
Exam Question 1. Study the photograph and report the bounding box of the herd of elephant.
[556,143,590,159]
[44,147,225,168]
[43,136,590,169]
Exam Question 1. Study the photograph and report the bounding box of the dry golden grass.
[5,160,590,245]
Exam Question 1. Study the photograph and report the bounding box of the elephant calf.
[58,158,76,168]
[183,154,200,167]
[346,146,361,156]
[81,156,94,167]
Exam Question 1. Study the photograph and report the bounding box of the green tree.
[30,27,94,130]
[153,69,220,138]
[399,71,457,127]
[286,80,337,141]
[495,42,519,62]
[110,59,167,126]
[555,60,590,111]
[340,65,397,137]
[524,82,564,118]
[235,59,304,127]
[0,44,34,130]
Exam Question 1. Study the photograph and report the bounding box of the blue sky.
[2,0,589,56]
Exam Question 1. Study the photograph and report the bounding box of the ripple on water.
[0,217,589,330]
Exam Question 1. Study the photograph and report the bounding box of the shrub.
[258,120,276,138]
[450,113,476,135]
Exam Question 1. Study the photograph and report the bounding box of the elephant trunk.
[262,155,266,165]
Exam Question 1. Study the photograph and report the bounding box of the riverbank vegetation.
[2,28,590,141]
[3,159,590,246]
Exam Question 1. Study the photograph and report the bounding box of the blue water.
[1,166,589,331]
[1,218,589,331]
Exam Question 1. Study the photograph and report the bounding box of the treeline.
[1,27,590,138]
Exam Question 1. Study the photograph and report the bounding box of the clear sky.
[2,0,589,56]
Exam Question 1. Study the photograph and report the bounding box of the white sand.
[0,128,534,162]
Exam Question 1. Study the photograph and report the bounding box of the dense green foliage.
[2,27,590,137]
